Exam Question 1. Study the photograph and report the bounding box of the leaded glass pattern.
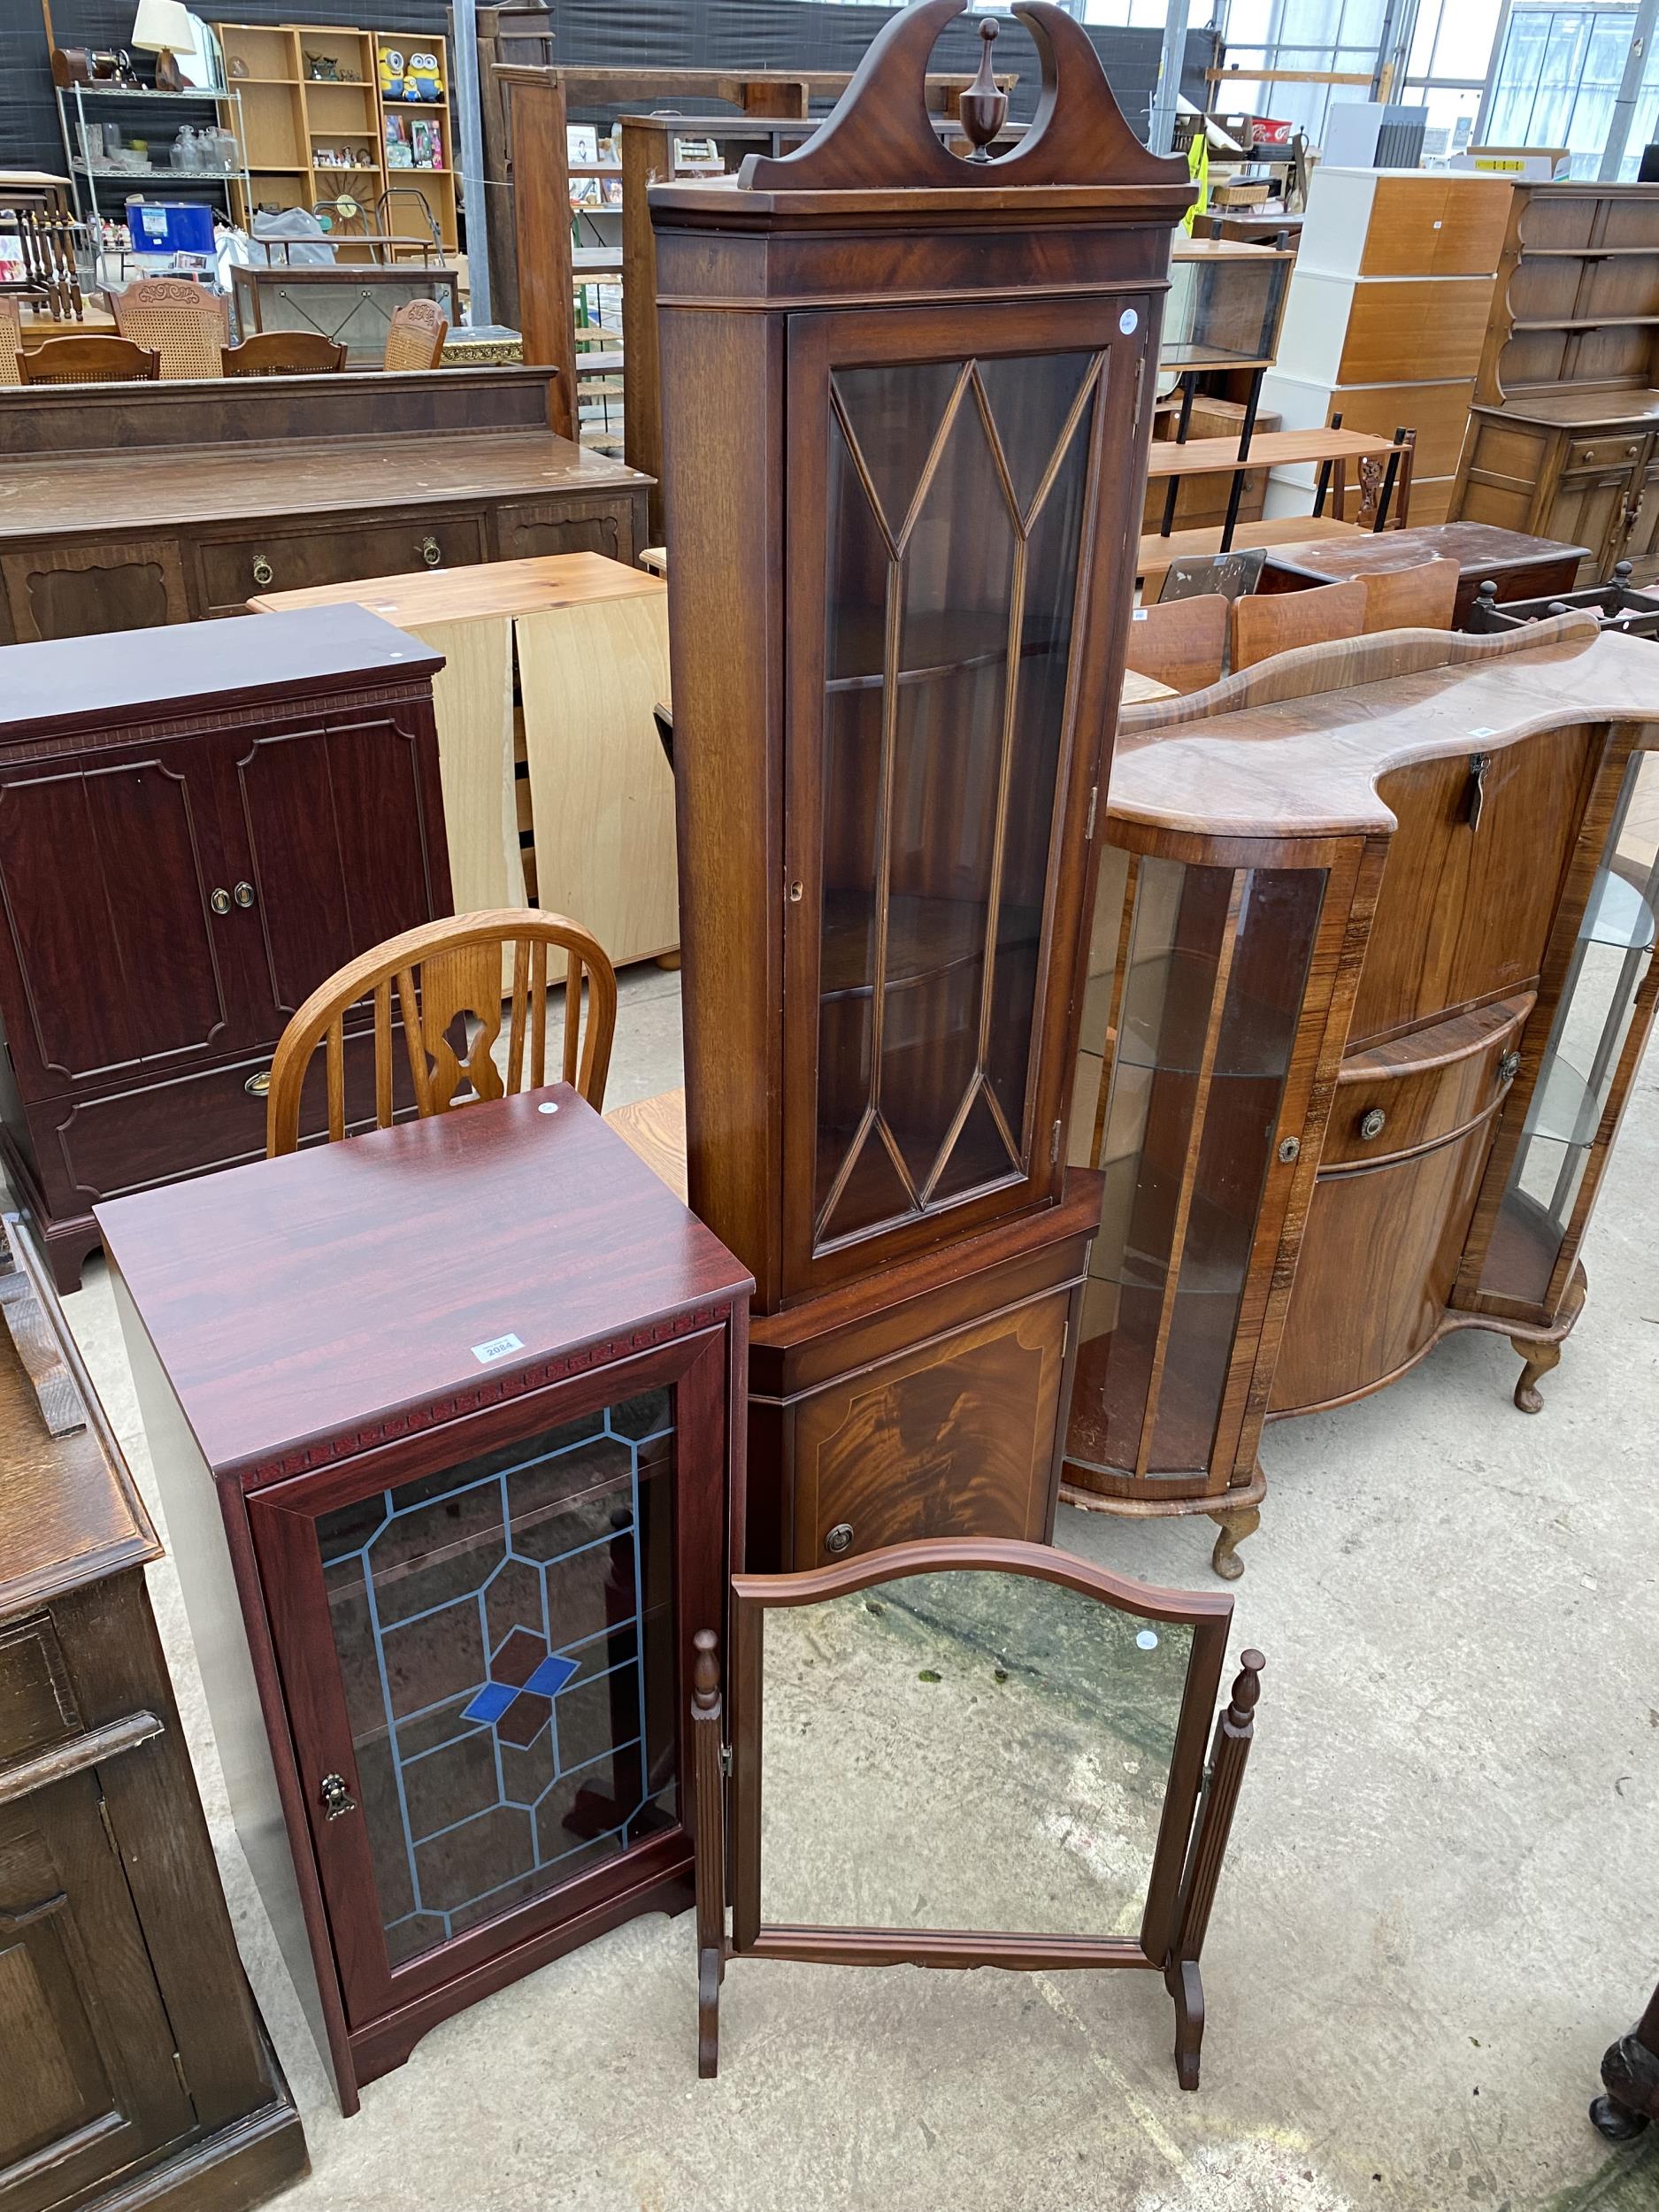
[318,1391,678,1967]
[813,348,1103,1251]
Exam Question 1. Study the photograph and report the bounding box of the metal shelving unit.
[56,80,251,280]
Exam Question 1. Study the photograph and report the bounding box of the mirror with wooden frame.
[691,1538,1263,2088]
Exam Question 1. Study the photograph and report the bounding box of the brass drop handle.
[1499,1049,1521,1084]
[1358,1107,1386,1141]
[209,887,231,916]
[825,1522,854,1556]
[319,1771,357,1821]
[418,534,442,567]
[233,879,256,909]
[244,1069,271,1097]
[251,553,273,588]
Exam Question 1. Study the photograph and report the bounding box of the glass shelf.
[819,889,1040,1002]
[1115,949,1302,1078]
[826,609,1064,694]
[1580,868,1656,951]
[1523,1056,1604,1148]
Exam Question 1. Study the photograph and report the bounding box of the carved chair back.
[1358,553,1460,634]
[222,330,348,376]
[382,297,448,372]
[109,277,227,380]
[18,334,160,384]
[1125,594,1227,694]
[265,910,618,1157]
[1228,576,1367,672]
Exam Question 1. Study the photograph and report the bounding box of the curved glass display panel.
[756,1568,1193,1936]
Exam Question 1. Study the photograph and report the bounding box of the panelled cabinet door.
[781,296,1149,1299]
[248,1331,726,2032]
[0,1773,193,2212]
[0,743,242,1094]
[216,708,448,1033]
[1548,468,1634,580]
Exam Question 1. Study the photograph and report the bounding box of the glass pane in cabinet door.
[1069,860,1324,1482]
[1482,748,1659,1305]
[814,349,1102,1248]
[317,1391,678,1967]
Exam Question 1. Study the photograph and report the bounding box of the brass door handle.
[233,879,255,909]
[319,1772,357,1821]
[825,1522,854,1556]
[244,1069,271,1097]
[251,554,273,588]
[210,887,231,916]
[1499,1049,1521,1084]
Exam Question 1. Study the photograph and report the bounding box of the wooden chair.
[17,334,160,384]
[0,295,21,388]
[222,331,348,377]
[265,910,618,1157]
[1228,577,1368,672]
[1357,553,1460,634]
[381,296,448,372]
[109,277,227,380]
[1125,595,1228,695]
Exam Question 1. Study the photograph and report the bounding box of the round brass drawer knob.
[825,1522,855,1556]
[1358,1107,1387,1141]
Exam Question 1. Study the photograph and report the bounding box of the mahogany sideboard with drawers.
[0,366,650,643]
[0,607,451,1292]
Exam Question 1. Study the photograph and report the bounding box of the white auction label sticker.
[472,1333,526,1365]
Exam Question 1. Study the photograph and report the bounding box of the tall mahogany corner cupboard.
[650,0,1195,1571]
[100,1087,751,2116]
[0,607,451,1294]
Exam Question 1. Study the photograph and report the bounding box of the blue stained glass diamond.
[525,1653,580,1698]
[461,1680,518,1725]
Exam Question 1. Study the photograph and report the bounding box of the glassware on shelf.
[1067,853,1325,1485]
[1482,748,1659,1308]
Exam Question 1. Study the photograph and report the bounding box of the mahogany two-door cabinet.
[0,367,650,643]
[650,0,1194,1569]
[101,1087,750,2115]
[0,607,451,1293]
[0,1214,306,2212]
[1064,617,1659,1577]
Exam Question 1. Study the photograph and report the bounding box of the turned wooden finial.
[692,1627,721,1715]
[959,18,1008,160]
[1225,1649,1264,1729]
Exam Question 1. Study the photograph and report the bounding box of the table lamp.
[131,0,196,92]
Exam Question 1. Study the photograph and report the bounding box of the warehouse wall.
[4,4,1217,218]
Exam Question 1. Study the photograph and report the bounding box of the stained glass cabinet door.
[781,298,1148,1297]
[248,1328,726,2034]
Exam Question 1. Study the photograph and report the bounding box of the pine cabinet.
[650,0,1194,1569]
[0,608,449,1291]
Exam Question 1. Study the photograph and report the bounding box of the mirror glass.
[757,1569,1193,1937]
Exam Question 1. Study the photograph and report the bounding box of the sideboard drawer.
[197,514,488,612]
[1325,992,1531,1166]
[1564,434,1645,473]
[26,1035,419,1211]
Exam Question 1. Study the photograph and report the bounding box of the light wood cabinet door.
[1546,467,1634,578]
[0,1771,193,2212]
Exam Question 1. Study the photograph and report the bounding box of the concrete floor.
[55,957,1659,2212]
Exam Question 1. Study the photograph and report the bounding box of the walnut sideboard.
[0,607,451,1293]
[0,366,650,643]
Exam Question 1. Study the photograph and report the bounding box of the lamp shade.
[131,0,196,53]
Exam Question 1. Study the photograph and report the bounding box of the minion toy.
[406,49,444,100]
[378,44,406,96]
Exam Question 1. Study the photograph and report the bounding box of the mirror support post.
[692,1628,727,2078]
[1165,1650,1264,2090]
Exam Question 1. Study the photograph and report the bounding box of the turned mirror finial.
[959,19,1008,160]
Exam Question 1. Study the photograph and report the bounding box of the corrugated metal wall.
[6,4,1217,218]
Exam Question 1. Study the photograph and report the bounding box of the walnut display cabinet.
[100,1088,749,2114]
[650,0,1194,1571]
[1063,618,1659,1578]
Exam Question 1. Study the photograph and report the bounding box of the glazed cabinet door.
[211,702,451,1038]
[0,1770,194,2212]
[248,1331,726,2033]
[0,741,245,1098]
[781,295,1152,1299]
